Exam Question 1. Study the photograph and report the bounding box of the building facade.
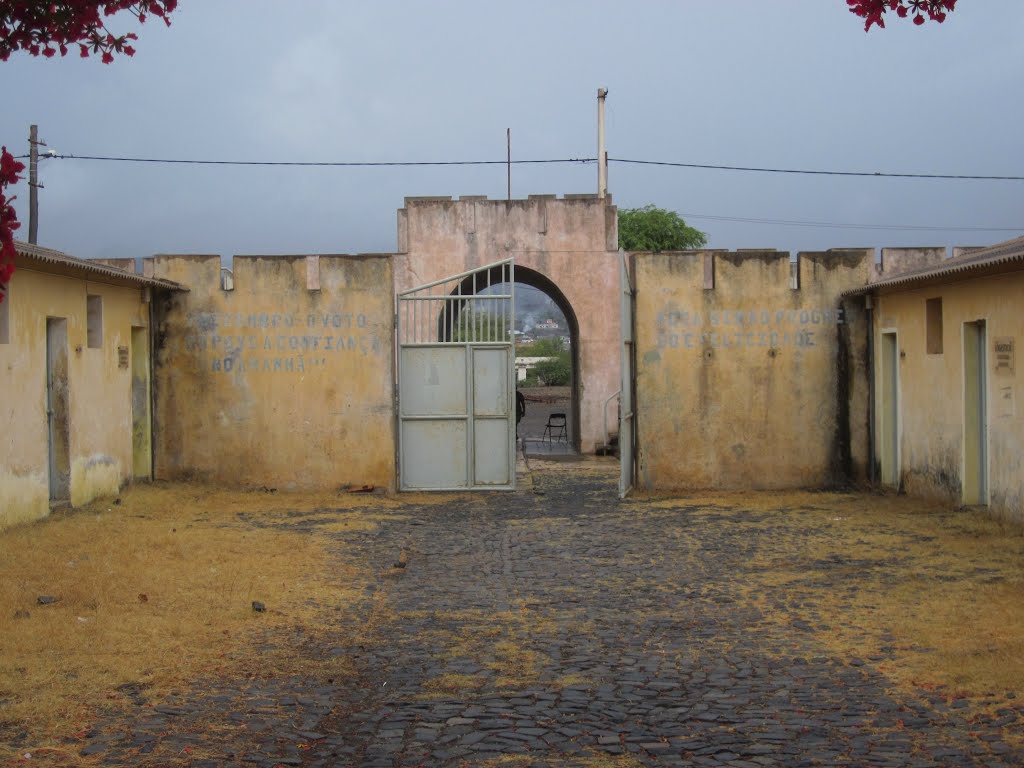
[0,243,181,531]
[3,208,1022,530]
[850,237,1024,522]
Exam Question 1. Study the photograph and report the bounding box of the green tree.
[450,308,509,343]
[532,355,571,386]
[519,337,565,357]
[618,205,707,252]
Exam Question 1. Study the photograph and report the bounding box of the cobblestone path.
[79,460,1022,767]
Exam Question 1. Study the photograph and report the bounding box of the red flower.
[1,2,177,62]
[849,0,956,30]
[0,146,22,301]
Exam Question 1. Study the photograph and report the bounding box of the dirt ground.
[2,461,1023,767]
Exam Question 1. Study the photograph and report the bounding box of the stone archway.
[395,194,621,453]
[438,263,583,450]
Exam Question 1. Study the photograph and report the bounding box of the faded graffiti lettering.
[657,307,843,329]
[210,353,342,374]
[188,310,371,331]
[658,330,816,350]
[656,306,835,350]
[184,309,381,374]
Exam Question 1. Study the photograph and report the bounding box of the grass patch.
[421,673,487,695]
[489,639,541,689]
[477,754,646,768]
[657,492,1024,718]
[0,482,382,761]
[412,603,585,698]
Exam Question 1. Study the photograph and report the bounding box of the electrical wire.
[679,212,1021,233]
[12,151,1022,232]
[610,157,1024,181]
[21,152,1024,180]
[34,154,596,167]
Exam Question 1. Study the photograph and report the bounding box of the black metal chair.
[542,412,567,444]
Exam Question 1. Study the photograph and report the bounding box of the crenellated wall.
[149,253,396,491]
[633,249,871,490]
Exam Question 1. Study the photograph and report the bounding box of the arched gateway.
[394,194,622,487]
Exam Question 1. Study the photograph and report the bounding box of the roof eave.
[14,242,187,292]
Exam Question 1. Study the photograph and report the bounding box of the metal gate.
[397,259,515,491]
[619,249,636,498]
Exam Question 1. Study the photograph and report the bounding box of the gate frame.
[619,249,636,498]
[396,258,516,491]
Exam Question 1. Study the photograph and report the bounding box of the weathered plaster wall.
[0,266,150,530]
[151,254,395,491]
[874,271,1024,522]
[634,249,870,490]
[396,195,620,453]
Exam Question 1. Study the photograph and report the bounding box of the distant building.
[515,356,556,382]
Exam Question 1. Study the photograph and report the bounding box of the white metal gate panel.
[398,259,515,491]
[619,249,635,498]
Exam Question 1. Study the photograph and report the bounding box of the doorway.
[879,331,900,489]
[962,320,988,505]
[478,269,581,456]
[131,326,152,480]
[46,317,71,502]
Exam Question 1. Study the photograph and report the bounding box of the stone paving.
[75,459,1022,767]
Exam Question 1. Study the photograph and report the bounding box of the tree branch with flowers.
[0,147,25,302]
[848,0,957,30]
[1,1,177,62]
[0,2,177,301]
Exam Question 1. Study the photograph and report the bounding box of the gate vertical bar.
[619,249,635,498]
[395,291,404,491]
[509,261,516,488]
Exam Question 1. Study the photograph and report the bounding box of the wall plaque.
[994,337,1014,374]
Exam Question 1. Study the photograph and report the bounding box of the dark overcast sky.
[3,1,1022,259]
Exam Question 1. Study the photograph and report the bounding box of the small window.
[87,294,103,348]
[0,291,9,344]
[926,297,943,355]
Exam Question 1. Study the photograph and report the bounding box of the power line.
[680,212,1022,233]
[23,152,1024,180]
[15,151,1021,233]
[37,154,597,167]
[610,157,1024,182]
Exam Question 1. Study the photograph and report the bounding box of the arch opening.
[440,264,582,453]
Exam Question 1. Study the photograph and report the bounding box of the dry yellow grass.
[476,754,646,768]
[421,673,487,695]
[414,603,587,697]
[0,482,390,761]
[641,490,1024,714]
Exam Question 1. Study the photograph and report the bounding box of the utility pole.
[28,124,45,245]
[597,88,608,199]
[507,128,511,201]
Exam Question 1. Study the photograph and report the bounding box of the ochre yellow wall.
[634,250,870,490]
[0,266,151,531]
[875,270,1024,521]
[151,254,396,491]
